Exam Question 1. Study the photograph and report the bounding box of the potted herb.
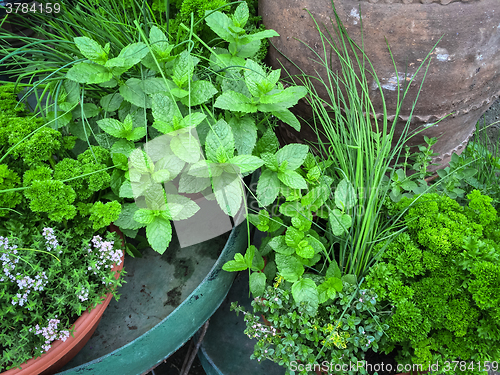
[0,84,125,373]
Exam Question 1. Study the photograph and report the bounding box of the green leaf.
[285,227,304,248]
[114,202,144,230]
[129,148,155,174]
[276,144,309,170]
[205,119,235,163]
[229,115,257,155]
[233,40,261,59]
[250,272,266,297]
[66,62,112,84]
[232,2,249,27]
[106,42,149,70]
[228,155,263,174]
[170,88,189,99]
[178,173,211,194]
[244,245,256,269]
[151,93,176,124]
[254,128,279,155]
[214,91,257,113]
[278,169,307,189]
[342,274,357,286]
[97,118,130,139]
[212,171,243,217]
[180,80,218,107]
[268,236,294,255]
[119,180,134,198]
[142,77,173,94]
[179,112,207,129]
[326,260,342,279]
[134,208,156,224]
[100,93,124,112]
[74,36,108,64]
[150,26,173,57]
[166,194,200,221]
[143,184,167,211]
[170,132,202,164]
[241,29,280,43]
[256,169,280,206]
[301,184,330,211]
[146,217,172,254]
[119,78,151,108]
[111,139,135,158]
[335,179,357,211]
[223,253,248,272]
[127,127,147,141]
[306,235,326,255]
[275,254,304,282]
[204,10,235,42]
[329,208,352,236]
[152,169,171,184]
[260,86,308,109]
[296,245,314,259]
[271,110,301,131]
[173,50,199,88]
[291,278,318,316]
[318,277,342,304]
[244,59,267,97]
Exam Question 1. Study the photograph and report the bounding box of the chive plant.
[286,4,438,279]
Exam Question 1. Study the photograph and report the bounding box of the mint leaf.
[149,26,173,57]
[74,37,108,64]
[173,50,199,88]
[129,148,155,174]
[271,110,301,131]
[250,272,266,297]
[241,29,280,43]
[164,194,200,221]
[335,179,357,211]
[301,184,330,211]
[292,278,318,316]
[204,10,235,42]
[268,236,294,255]
[278,169,307,189]
[214,91,257,113]
[222,253,248,272]
[329,208,352,236]
[134,208,156,225]
[66,62,112,84]
[205,119,235,163]
[232,2,249,27]
[276,143,309,170]
[233,40,261,59]
[179,112,207,129]
[100,93,124,112]
[254,128,279,155]
[180,80,218,107]
[147,217,172,254]
[119,180,134,198]
[244,59,267,97]
[256,169,280,206]
[114,202,143,230]
[178,173,211,194]
[170,132,202,164]
[120,78,151,108]
[212,171,243,217]
[229,115,257,155]
[97,118,130,138]
[326,260,342,279]
[228,155,263,174]
[260,86,307,108]
[128,127,146,141]
[275,254,304,282]
[151,94,176,125]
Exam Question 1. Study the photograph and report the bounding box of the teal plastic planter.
[57,220,247,375]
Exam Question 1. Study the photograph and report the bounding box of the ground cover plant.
[0,84,125,371]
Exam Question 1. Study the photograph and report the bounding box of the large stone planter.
[260,0,500,168]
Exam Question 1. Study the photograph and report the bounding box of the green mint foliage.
[365,191,500,372]
[231,279,388,375]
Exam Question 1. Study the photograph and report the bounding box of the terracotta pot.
[1,228,125,375]
[260,0,500,170]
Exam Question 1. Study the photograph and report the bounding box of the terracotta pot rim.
[1,228,125,375]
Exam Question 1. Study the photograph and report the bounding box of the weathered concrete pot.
[260,0,500,169]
